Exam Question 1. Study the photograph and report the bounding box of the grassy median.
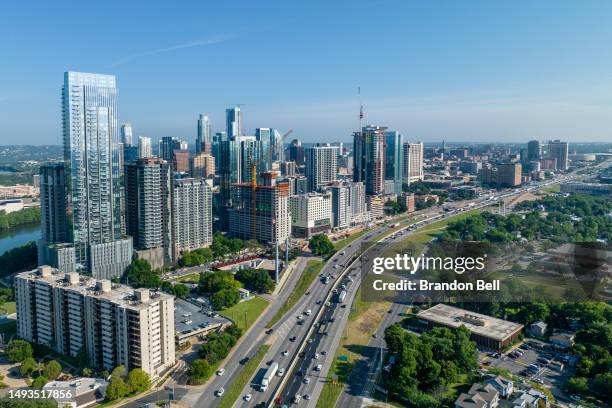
[217,344,270,408]
[266,259,324,328]
[221,296,270,332]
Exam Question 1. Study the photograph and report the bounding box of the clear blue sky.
[2,0,612,145]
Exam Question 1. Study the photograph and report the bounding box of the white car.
[278,368,285,377]
[304,394,311,401]
[281,350,289,356]
[307,338,314,344]
[216,368,225,376]
[216,388,225,397]
[303,377,311,384]
[244,394,252,401]
[304,309,312,316]
[314,364,322,371]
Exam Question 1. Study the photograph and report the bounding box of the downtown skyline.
[3,1,612,144]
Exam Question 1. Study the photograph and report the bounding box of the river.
[0,223,40,255]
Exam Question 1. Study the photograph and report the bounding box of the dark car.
[289,336,297,342]
[296,370,303,376]
[239,357,250,365]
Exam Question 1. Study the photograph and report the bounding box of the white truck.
[260,362,278,391]
[337,290,347,303]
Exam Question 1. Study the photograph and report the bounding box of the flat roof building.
[417,303,523,351]
[15,266,175,379]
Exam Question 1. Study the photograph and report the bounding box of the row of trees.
[179,233,259,267]
[0,241,37,277]
[384,324,479,408]
[190,325,242,384]
[0,207,40,231]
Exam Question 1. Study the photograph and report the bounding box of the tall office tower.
[271,129,285,162]
[280,161,297,176]
[159,136,181,161]
[124,158,173,268]
[239,136,262,183]
[190,152,215,178]
[138,136,152,158]
[328,184,350,229]
[305,144,338,192]
[347,181,368,224]
[16,266,175,379]
[385,131,403,195]
[172,178,212,259]
[62,72,132,279]
[179,140,188,151]
[288,139,305,166]
[212,131,226,172]
[218,138,242,230]
[39,163,69,244]
[527,140,541,161]
[228,172,291,245]
[120,123,134,146]
[196,114,212,153]
[289,192,332,238]
[548,140,569,171]
[226,106,243,138]
[255,128,273,171]
[173,149,190,173]
[353,125,386,195]
[402,142,424,185]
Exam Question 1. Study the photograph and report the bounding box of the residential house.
[456,383,499,408]
[486,375,514,398]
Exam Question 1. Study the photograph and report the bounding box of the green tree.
[592,372,612,401]
[235,268,275,293]
[6,339,33,362]
[31,375,48,389]
[309,234,335,258]
[127,368,151,394]
[172,283,190,298]
[189,359,213,384]
[125,259,161,288]
[43,360,62,381]
[111,365,128,380]
[0,241,37,278]
[198,271,240,294]
[210,288,240,309]
[82,367,93,377]
[19,357,37,377]
[566,377,589,395]
[105,377,129,401]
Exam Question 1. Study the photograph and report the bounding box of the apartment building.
[289,192,332,238]
[172,178,213,259]
[15,266,175,379]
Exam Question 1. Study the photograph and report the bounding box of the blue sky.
[2,0,612,145]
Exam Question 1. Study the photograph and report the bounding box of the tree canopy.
[309,234,335,258]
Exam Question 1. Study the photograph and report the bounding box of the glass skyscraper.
[61,71,132,278]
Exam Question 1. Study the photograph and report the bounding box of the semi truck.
[260,362,278,391]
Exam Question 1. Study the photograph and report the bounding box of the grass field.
[217,344,270,408]
[174,272,200,283]
[334,228,371,250]
[0,302,16,315]
[221,296,269,332]
[542,184,560,193]
[266,260,324,328]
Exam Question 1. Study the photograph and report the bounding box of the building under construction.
[228,172,291,245]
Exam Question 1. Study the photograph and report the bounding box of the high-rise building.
[190,153,215,178]
[271,128,285,162]
[289,192,332,238]
[172,149,190,173]
[328,184,350,229]
[61,72,132,279]
[196,114,212,153]
[288,139,305,166]
[353,125,386,195]
[228,173,291,245]
[347,181,369,225]
[527,140,541,161]
[172,178,212,259]
[39,163,69,245]
[548,140,569,171]
[239,136,262,183]
[280,161,297,176]
[305,144,339,192]
[159,136,181,162]
[138,136,152,158]
[384,131,403,195]
[16,266,175,379]
[124,158,173,268]
[120,123,134,146]
[226,106,243,138]
[402,142,424,185]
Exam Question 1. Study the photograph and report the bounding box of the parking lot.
[175,298,230,343]
[480,340,574,403]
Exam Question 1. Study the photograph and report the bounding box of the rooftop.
[417,303,523,341]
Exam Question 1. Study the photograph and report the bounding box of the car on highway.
[304,309,312,316]
[307,338,314,344]
[314,364,322,371]
[278,368,285,377]
[292,395,302,403]
[313,353,319,359]
[296,370,303,376]
[216,368,225,376]
[281,350,289,356]
[303,377,310,384]
[244,394,252,402]
[289,336,297,342]
[240,357,250,365]
[304,394,311,401]
[321,350,327,355]
[215,388,225,397]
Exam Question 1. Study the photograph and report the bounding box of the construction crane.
[249,129,294,241]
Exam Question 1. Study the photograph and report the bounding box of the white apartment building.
[289,193,332,238]
[305,144,339,192]
[402,142,424,184]
[172,178,212,259]
[15,266,175,379]
[348,181,369,225]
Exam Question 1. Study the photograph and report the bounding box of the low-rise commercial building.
[417,304,523,351]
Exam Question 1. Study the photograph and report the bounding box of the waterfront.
[0,224,40,255]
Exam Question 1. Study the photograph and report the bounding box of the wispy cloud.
[109,34,235,67]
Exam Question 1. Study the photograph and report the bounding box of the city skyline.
[3,1,612,144]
